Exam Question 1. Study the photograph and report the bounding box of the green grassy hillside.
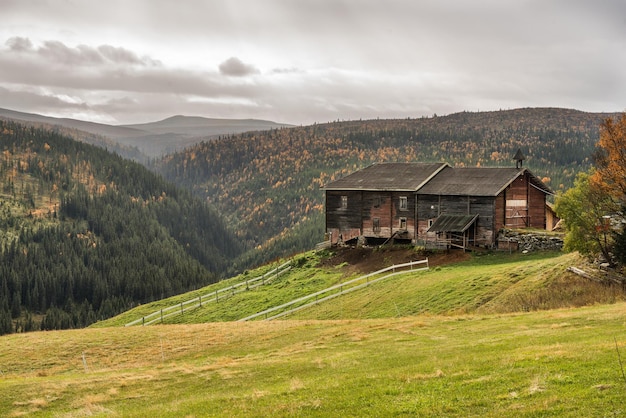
[2,303,626,416]
[3,248,626,416]
[97,249,626,328]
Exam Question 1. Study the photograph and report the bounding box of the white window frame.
[399,196,408,211]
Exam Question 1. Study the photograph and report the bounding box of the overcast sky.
[1,0,625,125]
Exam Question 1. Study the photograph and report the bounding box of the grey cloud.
[6,36,32,51]
[2,0,625,125]
[219,57,260,77]
[4,37,160,67]
[97,45,161,66]
[0,52,227,98]
[271,67,304,74]
[39,41,104,65]
[0,86,90,111]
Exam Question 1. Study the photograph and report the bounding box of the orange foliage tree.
[592,113,626,202]
[590,113,626,265]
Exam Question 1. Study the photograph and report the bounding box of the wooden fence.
[124,261,292,326]
[238,259,429,322]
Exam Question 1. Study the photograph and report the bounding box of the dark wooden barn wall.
[361,192,392,238]
[416,194,496,246]
[505,174,529,228]
[325,190,363,243]
[495,193,506,231]
[504,172,546,229]
[528,178,547,229]
[326,190,418,242]
[360,191,416,240]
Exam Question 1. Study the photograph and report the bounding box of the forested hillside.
[0,120,243,335]
[154,108,617,265]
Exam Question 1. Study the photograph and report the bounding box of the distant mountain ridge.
[0,107,147,138]
[121,114,291,135]
[0,107,292,158]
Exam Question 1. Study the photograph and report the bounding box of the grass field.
[3,249,626,416]
[1,304,626,416]
[98,250,624,327]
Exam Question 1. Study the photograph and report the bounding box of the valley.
[0,106,623,338]
[1,103,626,415]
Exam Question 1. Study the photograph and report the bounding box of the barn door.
[506,199,528,227]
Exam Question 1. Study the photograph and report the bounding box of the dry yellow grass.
[2,303,626,416]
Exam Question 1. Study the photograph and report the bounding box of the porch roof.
[427,214,479,233]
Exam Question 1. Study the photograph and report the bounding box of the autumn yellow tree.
[590,113,626,265]
[592,113,626,201]
[557,113,626,266]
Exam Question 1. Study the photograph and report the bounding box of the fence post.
[181,302,183,315]
[216,289,219,302]
[161,309,163,324]
[199,295,202,307]
[142,316,145,326]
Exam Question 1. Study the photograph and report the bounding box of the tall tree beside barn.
[555,170,617,263]
[556,113,626,266]
[592,113,626,264]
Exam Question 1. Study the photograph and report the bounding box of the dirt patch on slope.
[318,246,470,275]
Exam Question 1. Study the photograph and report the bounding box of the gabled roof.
[417,166,553,196]
[324,162,448,191]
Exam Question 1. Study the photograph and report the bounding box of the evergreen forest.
[0,120,243,335]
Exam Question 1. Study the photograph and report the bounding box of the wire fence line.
[238,259,429,322]
[124,260,293,326]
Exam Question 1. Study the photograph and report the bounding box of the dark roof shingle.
[417,167,551,196]
[324,162,448,191]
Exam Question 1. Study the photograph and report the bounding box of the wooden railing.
[238,259,429,322]
[124,261,292,326]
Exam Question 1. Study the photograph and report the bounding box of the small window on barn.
[399,217,407,230]
[428,219,434,228]
[399,196,408,211]
[340,195,348,209]
[373,217,381,232]
[374,197,381,208]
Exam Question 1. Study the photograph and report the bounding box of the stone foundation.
[498,229,564,252]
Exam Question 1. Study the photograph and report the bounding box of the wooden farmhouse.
[324,161,554,250]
